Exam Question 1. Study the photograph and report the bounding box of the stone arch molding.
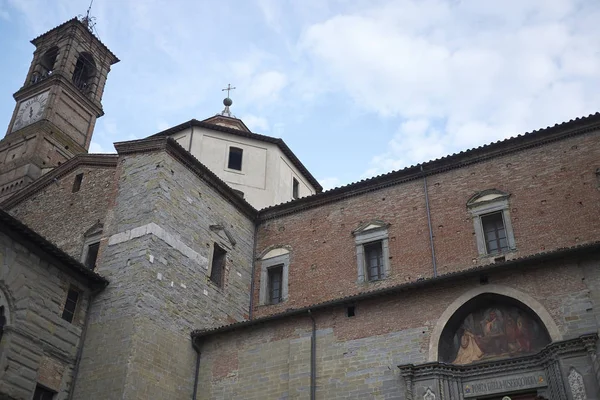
[428,284,562,362]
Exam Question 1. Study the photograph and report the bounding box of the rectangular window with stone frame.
[353,221,390,283]
[467,189,516,258]
[259,251,290,306]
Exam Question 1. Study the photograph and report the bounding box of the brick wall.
[73,148,255,399]
[254,129,600,318]
[9,164,116,260]
[0,230,93,400]
[198,256,600,399]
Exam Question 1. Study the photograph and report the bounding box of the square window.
[84,242,100,270]
[292,178,299,200]
[61,287,80,323]
[33,385,56,400]
[364,241,384,281]
[481,212,508,255]
[268,265,283,304]
[227,147,243,171]
[210,244,226,287]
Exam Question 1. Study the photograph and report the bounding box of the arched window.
[438,294,551,365]
[259,247,290,305]
[72,52,96,93]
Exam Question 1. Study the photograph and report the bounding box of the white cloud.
[318,177,341,190]
[300,0,600,177]
[245,71,288,105]
[241,114,269,132]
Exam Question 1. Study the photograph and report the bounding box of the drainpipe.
[68,283,106,400]
[192,336,202,400]
[249,223,259,319]
[421,165,437,277]
[308,310,316,400]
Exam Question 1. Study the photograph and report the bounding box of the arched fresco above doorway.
[438,294,551,365]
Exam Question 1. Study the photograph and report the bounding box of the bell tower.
[0,16,118,202]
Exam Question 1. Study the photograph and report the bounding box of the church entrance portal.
[398,293,599,399]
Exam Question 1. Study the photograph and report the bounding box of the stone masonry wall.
[9,164,116,260]
[73,149,255,399]
[199,256,600,399]
[0,230,93,400]
[254,129,600,318]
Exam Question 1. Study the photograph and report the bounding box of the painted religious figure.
[449,305,549,365]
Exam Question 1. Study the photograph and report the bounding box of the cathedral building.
[1,16,600,400]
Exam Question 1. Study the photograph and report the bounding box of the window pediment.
[261,247,290,260]
[467,189,510,209]
[84,221,103,237]
[209,224,236,247]
[352,220,390,236]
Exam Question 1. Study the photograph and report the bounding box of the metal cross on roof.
[222,84,236,98]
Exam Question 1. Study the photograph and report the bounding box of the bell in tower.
[0,15,118,202]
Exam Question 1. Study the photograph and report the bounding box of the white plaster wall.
[170,126,316,209]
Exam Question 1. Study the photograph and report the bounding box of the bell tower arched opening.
[40,46,58,76]
[72,52,97,93]
[438,293,551,365]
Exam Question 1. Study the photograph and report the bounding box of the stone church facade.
[1,17,600,400]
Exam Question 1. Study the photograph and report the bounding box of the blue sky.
[1,0,599,190]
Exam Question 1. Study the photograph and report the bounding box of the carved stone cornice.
[399,333,598,379]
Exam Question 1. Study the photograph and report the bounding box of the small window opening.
[228,147,243,171]
[232,189,245,199]
[210,244,226,287]
[85,242,100,270]
[33,385,56,400]
[346,305,356,317]
[72,52,96,92]
[364,241,384,281]
[292,177,299,200]
[0,305,6,342]
[481,212,508,255]
[61,287,80,323]
[72,173,83,192]
[268,265,283,304]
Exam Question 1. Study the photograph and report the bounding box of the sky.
[1,0,599,190]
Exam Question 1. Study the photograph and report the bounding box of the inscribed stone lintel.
[462,371,547,398]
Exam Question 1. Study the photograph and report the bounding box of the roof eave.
[0,208,109,288]
[190,241,600,339]
[258,112,600,220]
